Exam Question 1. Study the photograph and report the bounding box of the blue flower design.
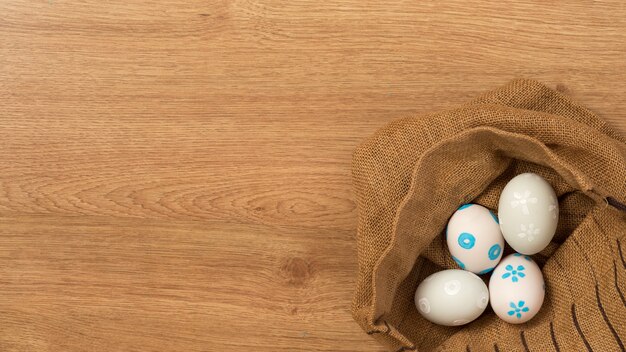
[502,264,526,282]
[513,253,532,261]
[508,300,530,319]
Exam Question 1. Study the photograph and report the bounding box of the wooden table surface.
[1,1,625,351]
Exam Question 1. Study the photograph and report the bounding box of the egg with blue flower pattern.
[446,203,504,274]
[489,253,545,324]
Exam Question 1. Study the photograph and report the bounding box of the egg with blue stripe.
[446,203,504,274]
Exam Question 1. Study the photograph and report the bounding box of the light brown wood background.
[1,1,625,351]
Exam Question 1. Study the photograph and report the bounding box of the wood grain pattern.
[0,1,625,351]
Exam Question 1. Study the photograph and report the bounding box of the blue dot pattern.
[452,255,466,270]
[458,232,475,249]
[488,244,502,260]
[478,267,494,275]
[489,210,499,224]
[457,204,472,211]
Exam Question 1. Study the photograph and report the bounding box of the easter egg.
[489,253,545,324]
[415,269,489,326]
[498,173,559,255]
[446,203,504,274]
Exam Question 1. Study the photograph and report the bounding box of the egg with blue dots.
[489,253,545,324]
[446,203,504,274]
[415,269,489,326]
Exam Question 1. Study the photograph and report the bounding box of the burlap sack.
[351,79,626,352]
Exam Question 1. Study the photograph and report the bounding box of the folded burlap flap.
[351,79,626,352]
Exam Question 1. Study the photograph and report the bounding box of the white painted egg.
[489,253,545,324]
[415,269,489,326]
[498,173,558,255]
[446,204,504,274]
